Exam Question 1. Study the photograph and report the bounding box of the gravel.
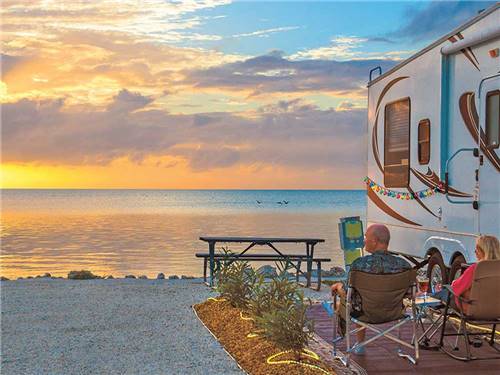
[1,279,244,375]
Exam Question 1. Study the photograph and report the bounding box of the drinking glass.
[417,276,430,302]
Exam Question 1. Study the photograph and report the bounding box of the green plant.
[247,272,268,317]
[216,260,257,309]
[67,270,100,279]
[248,269,302,318]
[214,246,234,285]
[256,294,314,352]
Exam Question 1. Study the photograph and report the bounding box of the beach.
[1,278,246,375]
[1,277,330,375]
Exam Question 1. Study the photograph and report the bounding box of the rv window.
[384,98,410,188]
[486,90,499,149]
[418,119,431,165]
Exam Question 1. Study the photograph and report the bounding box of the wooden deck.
[307,303,500,374]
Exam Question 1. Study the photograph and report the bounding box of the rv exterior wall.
[366,6,499,269]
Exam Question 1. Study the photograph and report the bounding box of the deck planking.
[307,303,500,374]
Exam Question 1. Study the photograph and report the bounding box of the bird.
[256,200,262,204]
[283,200,289,204]
[277,201,283,205]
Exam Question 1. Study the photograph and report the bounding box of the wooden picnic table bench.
[195,252,331,290]
[198,236,326,289]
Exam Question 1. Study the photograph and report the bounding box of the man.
[331,224,411,354]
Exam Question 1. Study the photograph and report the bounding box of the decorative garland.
[364,177,438,200]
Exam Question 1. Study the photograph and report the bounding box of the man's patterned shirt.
[350,250,411,275]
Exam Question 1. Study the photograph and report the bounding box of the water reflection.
[1,212,354,279]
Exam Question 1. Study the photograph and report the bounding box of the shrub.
[214,246,236,285]
[216,261,257,309]
[247,272,267,317]
[248,272,301,318]
[256,294,314,352]
[67,270,99,280]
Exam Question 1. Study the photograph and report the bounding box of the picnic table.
[198,236,326,289]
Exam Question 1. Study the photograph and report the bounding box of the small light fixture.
[489,48,499,58]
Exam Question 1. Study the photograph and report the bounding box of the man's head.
[364,224,390,253]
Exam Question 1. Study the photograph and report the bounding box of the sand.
[0,278,244,375]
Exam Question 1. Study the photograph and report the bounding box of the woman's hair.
[477,235,500,260]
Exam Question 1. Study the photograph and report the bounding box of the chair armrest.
[443,284,473,305]
[443,284,454,294]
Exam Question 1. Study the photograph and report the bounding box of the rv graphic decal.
[370,76,442,225]
[369,77,478,226]
[459,92,500,172]
[367,186,421,226]
[411,168,472,198]
[448,32,480,71]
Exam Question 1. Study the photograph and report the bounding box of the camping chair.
[334,268,419,367]
[438,260,500,361]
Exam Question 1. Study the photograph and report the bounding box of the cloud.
[289,36,368,61]
[288,36,411,61]
[185,51,397,95]
[1,27,246,106]
[2,95,366,176]
[366,37,396,44]
[232,26,301,38]
[175,145,241,171]
[337,101,355,111]
[1,54,25,76]
[1,0,230,44]
[390,1,495,42]
[107,89,153,113]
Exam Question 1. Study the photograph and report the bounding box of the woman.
[451,235,500,313]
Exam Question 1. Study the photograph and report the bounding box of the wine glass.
[417,276,430,302]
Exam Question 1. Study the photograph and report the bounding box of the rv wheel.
[450,255,466,282]
[427,252,448,293]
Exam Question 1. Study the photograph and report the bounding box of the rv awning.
[441,25,500,55]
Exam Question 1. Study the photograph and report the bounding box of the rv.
[366,3,499,292]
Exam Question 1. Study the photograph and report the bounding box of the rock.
[304,266,346,279]
[139,275,148,279]
[1,276,10,281]
[125,275,136,279]
[157,273,165,279]
[180,275,194,279]
[330,266,347,277]
[67,270,99,280]
[256,265,278,278]
[321,266,346,278]
[168,275,179,280]
[43,273,52,278]
[106,275,114,279]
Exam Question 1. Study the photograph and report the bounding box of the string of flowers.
[364,177,438,200]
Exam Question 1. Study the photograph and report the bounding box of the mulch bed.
[193,298,336,375]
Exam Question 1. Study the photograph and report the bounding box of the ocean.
[1,190,366,279]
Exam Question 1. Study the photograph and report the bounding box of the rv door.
[478,75,500,236]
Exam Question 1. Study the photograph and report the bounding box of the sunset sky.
[1,0,493,189]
